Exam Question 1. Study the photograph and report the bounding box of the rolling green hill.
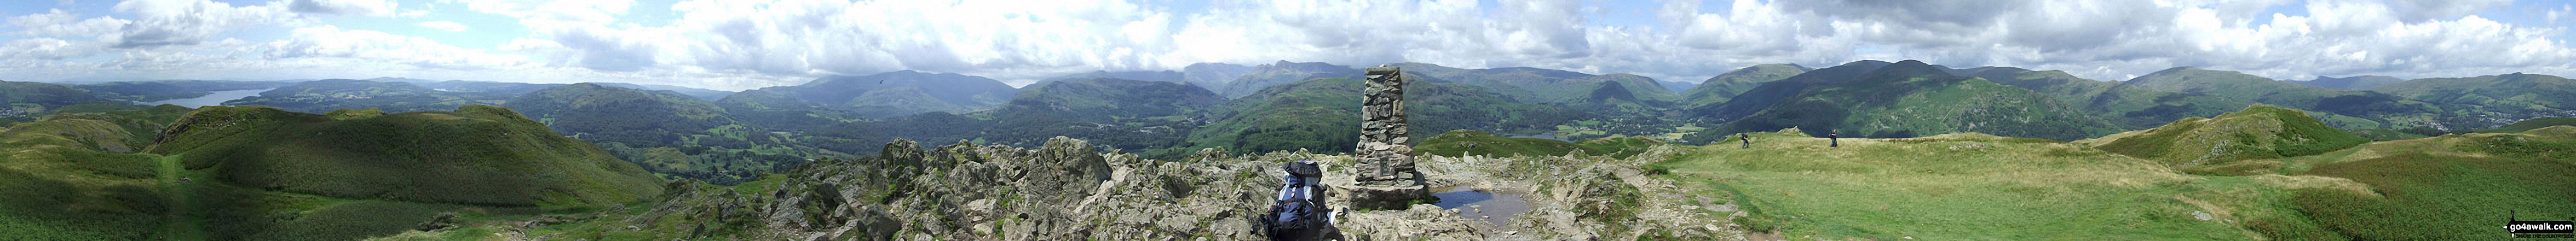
[1179,77,1581,156]
[1681,63,1809,106]
[1948,66,2284,130]
[507,83,745,146]
[752,70,1021,118]
[997,78,1224,123]
[2488,117,2576,133]
[2264,126,2576,240]
[2121,67,2441,129]
[1213,61,1363,98]
[2367,73,2576,129]
[2,80,116,118]
[1699,60,2119,141]
[509,83,823,185]
[2292,75,2406,90]
[0,107,193,240]
[1656,132,2358,240]
[1030,70,1185,88]
[4,104,663,240]
[713,89,855,131]
[981,78,1226,150]
[2075,105,2370,173]
[148,105,663,208]
[222,79,511,114]
[1687,60,1892,121]
[1392,62,1682,107]
[1182,62,1257,91]
[1414,130,1662,159]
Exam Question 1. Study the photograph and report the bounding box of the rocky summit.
[406,134,1739,240]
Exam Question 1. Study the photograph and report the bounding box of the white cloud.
[0,38,106,60]
[417,20,468,32]
[110,0,291,48]
[287,0,397,16]
[6,9,131,39]
[4,0,2576,91]
[262,25,530,69]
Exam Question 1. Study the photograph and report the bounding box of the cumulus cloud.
[287,0,397,16]
[0,38,106,60]
[262,25,529,70]
[1634,0,2575,83]
[4,0,2576,91]
[417,21,468,32]
[110,0,290,48]
[6,9,131,38]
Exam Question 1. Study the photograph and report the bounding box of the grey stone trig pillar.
[1347,65,1428,209]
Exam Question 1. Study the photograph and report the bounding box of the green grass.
[2489,117,2576,133]
[151,105,664,209]
[250,201,463,240]
[2250,127,2576,239]
[2082,105,2369,172]
[1653,131,2338,240]
[0,114,177,240]
[1707,61,2122,141]
[1414,130,1667,159]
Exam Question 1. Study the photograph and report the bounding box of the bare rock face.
[1348,65,1431,210]
[593,137,1288,240]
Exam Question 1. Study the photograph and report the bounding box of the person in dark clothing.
[1829,130,1840,148]
[1739,133,1751,148]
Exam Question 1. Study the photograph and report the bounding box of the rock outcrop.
[431,136,1751,240]
[564,137,1283,240]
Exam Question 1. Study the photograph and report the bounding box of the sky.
[5,0,2576,91]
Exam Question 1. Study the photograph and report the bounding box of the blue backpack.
[1262,160,1327,239]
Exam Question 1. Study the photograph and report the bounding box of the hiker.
[1739,133,1751,148]
[1829,130,1840,148]
[1263,160,1328,240]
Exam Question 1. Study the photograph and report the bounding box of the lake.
[141,89,273,108]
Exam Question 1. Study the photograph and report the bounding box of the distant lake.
[141,89,273,108]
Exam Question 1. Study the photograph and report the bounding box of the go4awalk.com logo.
[2508,211,2575,238]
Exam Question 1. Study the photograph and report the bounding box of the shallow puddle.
[1430,185,1530,226]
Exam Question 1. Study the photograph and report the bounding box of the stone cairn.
[1348,65,1430,210]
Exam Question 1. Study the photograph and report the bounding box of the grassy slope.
[506,83,748,146]
[148,105,662,209]
[0,115,174,240]
[767,70,1021,117]
[1653,132,2349,240]
[1952,66,2279,130]
[1180,77,1577,155]
[1213,61,1362,98]
[1393,62,1681,107]
[2122,68,2441,129]
[1681,63,1809,106]
[2077,105,2370,173]
[1414,130,1662,159]
[2369,73,2576,129]
[2265,126,2576,240]
[2368,73,2576,110]
[2293,75,2406,90]
[2489,117,2576,133]
[1712,61,2121,141]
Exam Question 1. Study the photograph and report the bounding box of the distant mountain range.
[7,60,2574,153]
[13,59,2576,240]
[2293,75,2407,90]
